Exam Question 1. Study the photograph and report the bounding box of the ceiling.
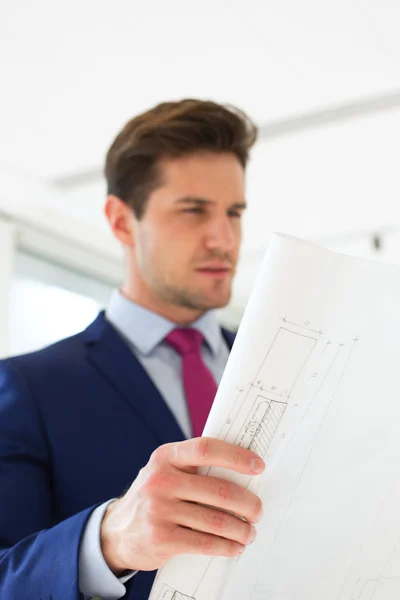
[1,0,400,309]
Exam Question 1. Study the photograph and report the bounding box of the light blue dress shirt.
[79,291,230,599]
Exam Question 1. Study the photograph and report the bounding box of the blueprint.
[150,233,400,600]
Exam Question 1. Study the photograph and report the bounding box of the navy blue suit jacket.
[0,312,235,600]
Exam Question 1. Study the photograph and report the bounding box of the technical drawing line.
[214,323,317,460]
[210,325,317,481]
[302,343,343,421]
[157,584,196,599]
[254,327,282,383]
[281,316,324,335]
[236,397,288,489]
[357,527,400,600]
[307,340,330,382]
[212,326,283,449]
[335,468,400,600]
[217,390,244,441]
[261,389,285,397]
[234,398,287,450]
[286,333,317,398]
[249,338,358,599]
[192,556,214,596]
[360,575,400,589]
[353,575,400,600]
[256,327,317,396]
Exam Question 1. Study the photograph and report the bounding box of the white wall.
[0,169,123,284]
[0,170,124,356]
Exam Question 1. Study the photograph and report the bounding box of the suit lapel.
[84,313,185,445]
[221,327,236,350]
[83,314,236,445]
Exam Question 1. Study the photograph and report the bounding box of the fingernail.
[250,457,265,474]
[238,545,246,554]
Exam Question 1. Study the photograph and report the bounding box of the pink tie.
[165,328,218,438]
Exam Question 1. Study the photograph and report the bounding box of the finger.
[151,438,265,475]
[169,525,247,559]
[173,501,257,546]
[175,473,263,524]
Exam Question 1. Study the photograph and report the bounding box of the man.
[0,99,264,600]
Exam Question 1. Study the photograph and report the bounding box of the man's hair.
[105,99,258,219]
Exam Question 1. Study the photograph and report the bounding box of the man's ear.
[104,195,135,248]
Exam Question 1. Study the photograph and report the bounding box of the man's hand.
[100,438,265,573]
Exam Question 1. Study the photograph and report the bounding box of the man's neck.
[120,286,206,326]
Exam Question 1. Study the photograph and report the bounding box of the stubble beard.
[154,277,232,313]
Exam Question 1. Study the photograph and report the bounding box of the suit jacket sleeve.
[0,358,96,600]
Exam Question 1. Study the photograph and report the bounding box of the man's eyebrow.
[175,196,247,210]
[175,196,213,206]
[231,202,247,210]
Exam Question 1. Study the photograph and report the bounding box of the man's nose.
[204,216,237,252]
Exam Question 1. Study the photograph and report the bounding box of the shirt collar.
[105,290,222,357]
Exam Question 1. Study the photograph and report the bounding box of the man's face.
[132,152,246,314]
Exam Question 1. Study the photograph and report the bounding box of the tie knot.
[165,328,204,356]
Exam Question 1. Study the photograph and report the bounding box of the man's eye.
[228,210,242,218]
[183,207,203,214]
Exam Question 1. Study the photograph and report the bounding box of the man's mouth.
[196,263,233,277]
